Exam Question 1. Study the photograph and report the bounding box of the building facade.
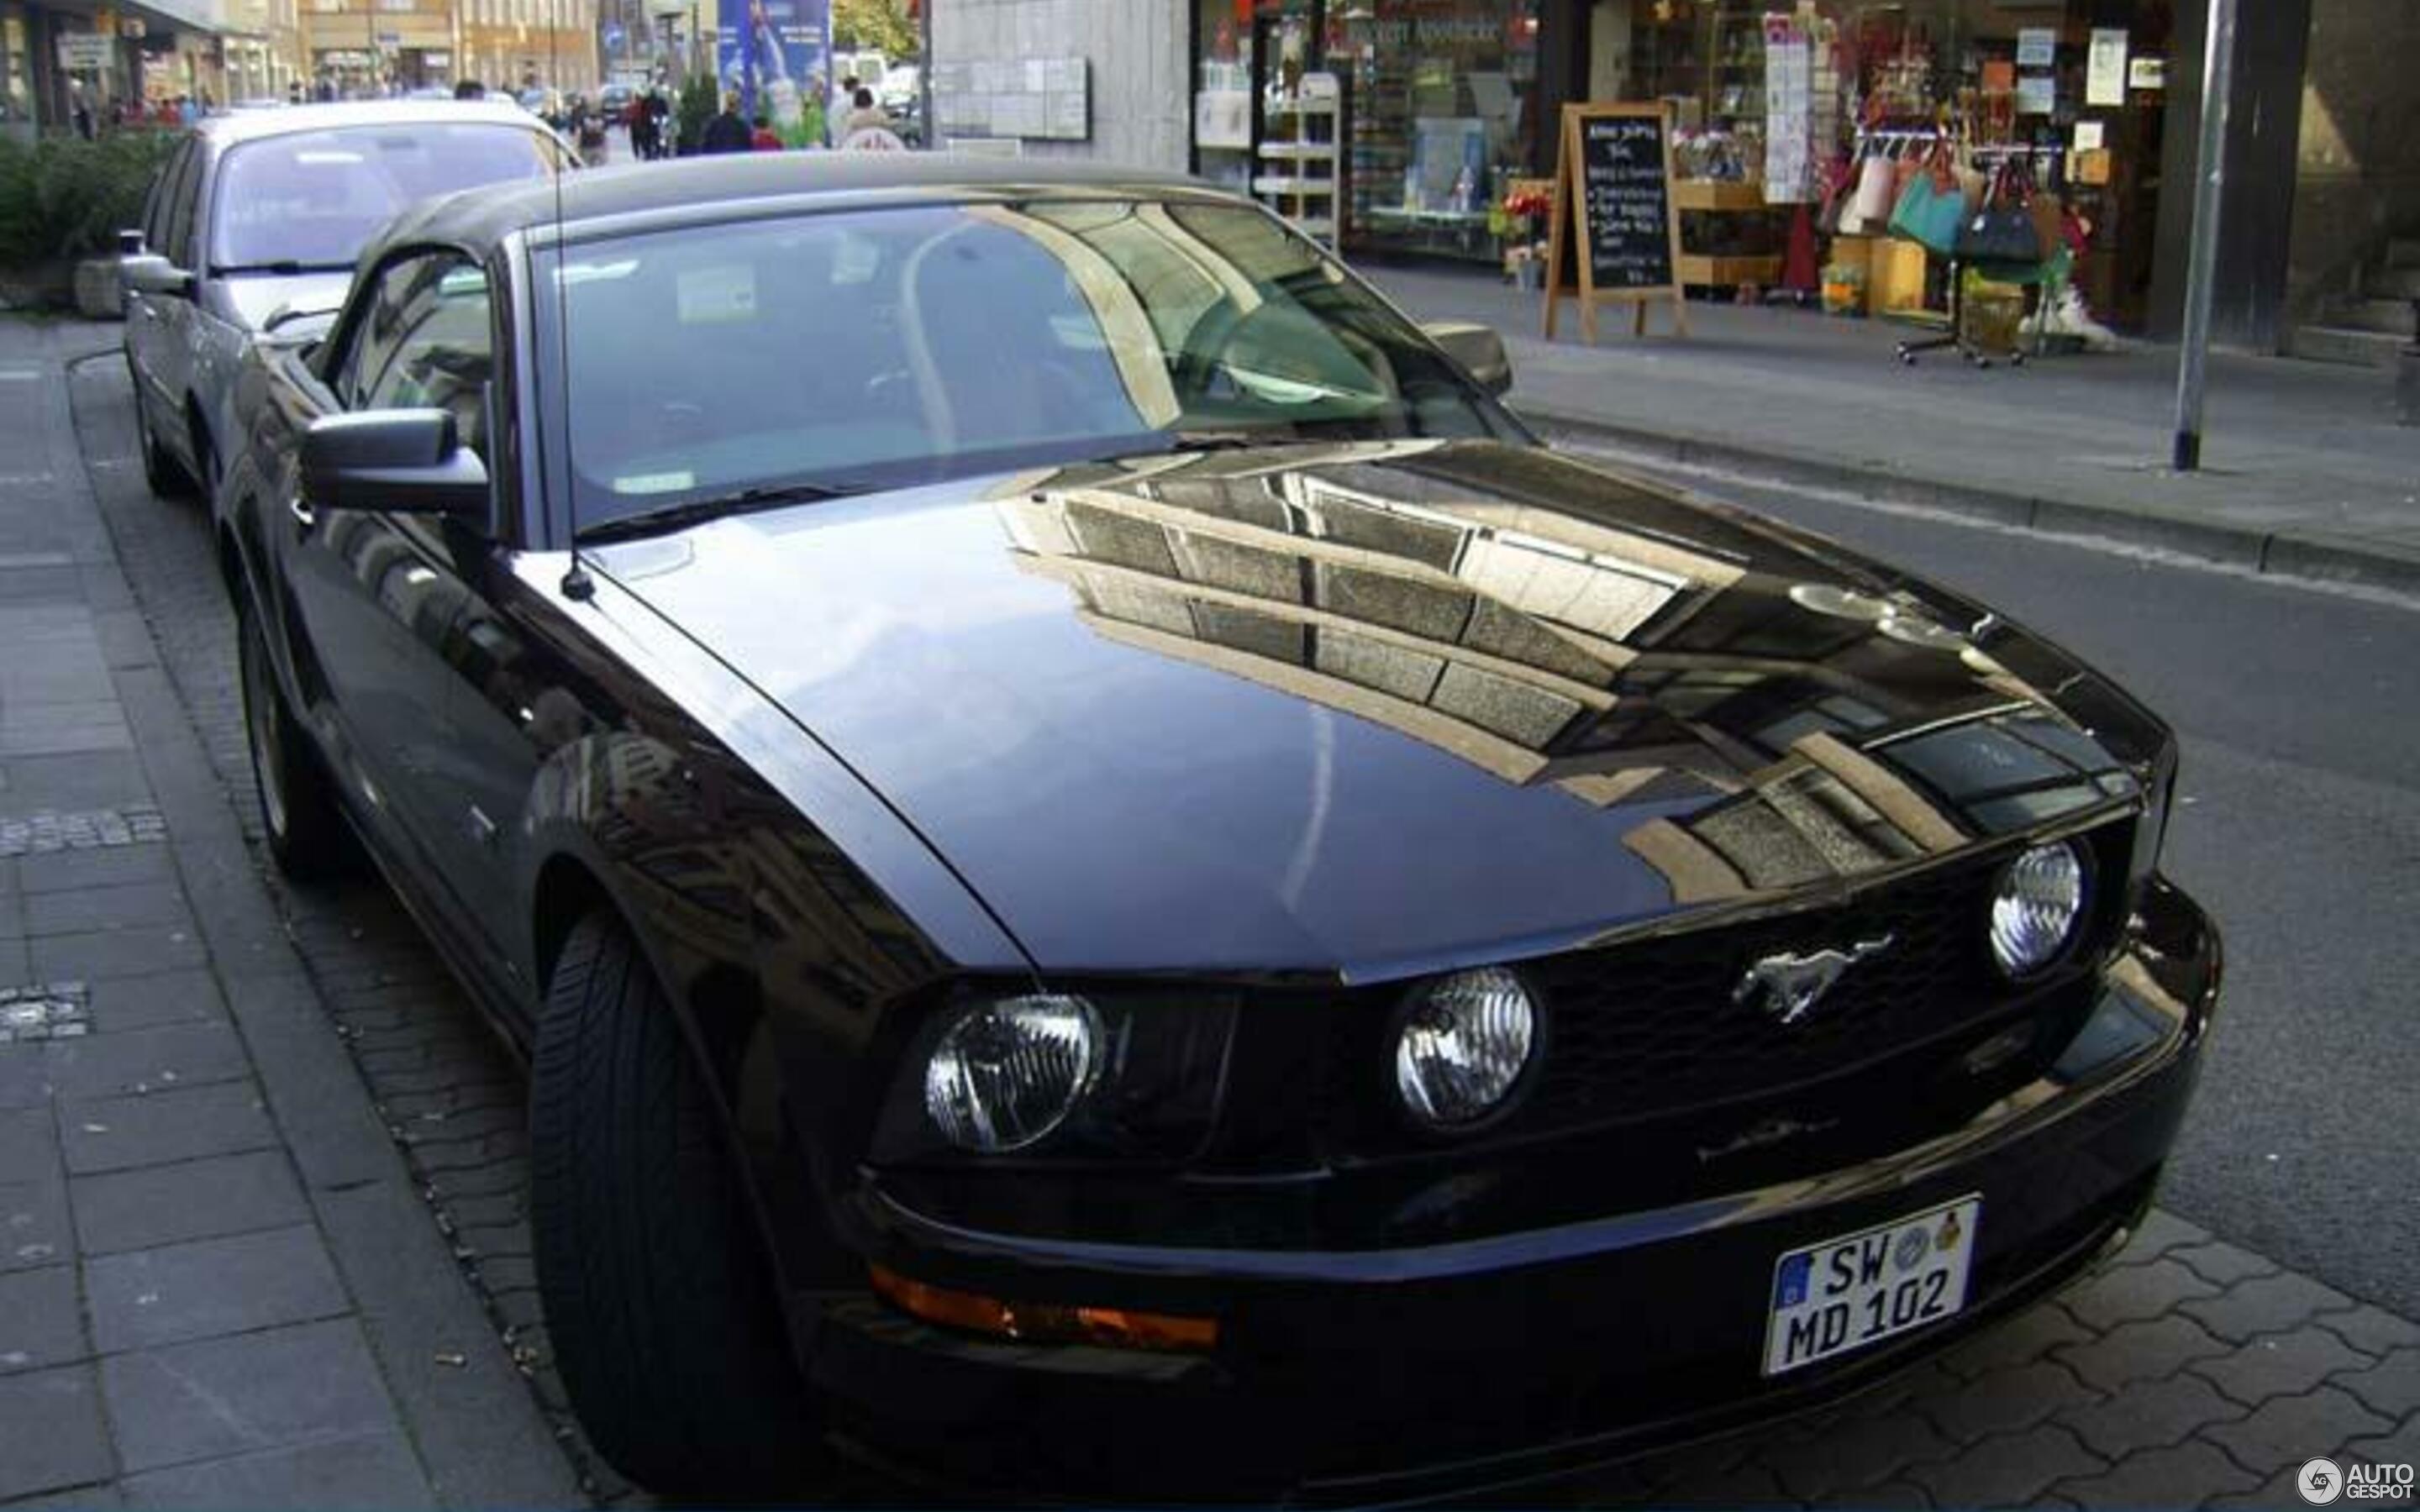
[929,0,2417,355]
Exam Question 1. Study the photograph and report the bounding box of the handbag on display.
[1844,152,1898,234]
[1954,161,2044,265]
[1886,144,1968,255]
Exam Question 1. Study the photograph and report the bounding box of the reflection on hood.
[994,441,2143,906]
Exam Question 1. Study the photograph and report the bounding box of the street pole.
[2170,0,2237,473]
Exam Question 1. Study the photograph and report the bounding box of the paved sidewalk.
[0,318,581,1507]
[7,310,2419,1509]
[1371,266,2420,596]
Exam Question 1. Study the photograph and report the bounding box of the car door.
[126,138,197,453]
[281,249,491,895]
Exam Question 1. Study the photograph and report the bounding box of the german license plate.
[1763,1196,1981,1376]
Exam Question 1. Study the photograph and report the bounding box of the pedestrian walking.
[699,91,752,155]
[839,85,887,138]
[750,113,781,150]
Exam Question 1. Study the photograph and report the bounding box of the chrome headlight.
[923,994,1102,1153]
[1393,967,1539,1130]
[1990,841,2090,979]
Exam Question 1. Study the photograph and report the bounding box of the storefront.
[1186,0,2177,331]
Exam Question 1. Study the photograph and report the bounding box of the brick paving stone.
[1754,1408,1958,1500]
[55,1079,275,1175]
[10,842,173,896]
[2054,1372,2246,1460]
[2065,1257,2223,1332]
[83,1226,349,1354]
[2343,1417,2420,1473]
[2319,1309,2420,1360]
[42,1021,248,1101]
[0,1266,87,1373]
[2117,1209,2212,1263]
[0,1367,113,1502]
[101,1319,395,1473]
[1922,1359,2106,1446]
[20,884,189,939]
[2184,1272,2363,1347]
[117,1429,432,1509]
[29,927,205,985]
[2170,1242,2284,1290]
[2330,1351,2420,1424]
[1659,1460,1798,1508]
[2062,1440,2262,1508]
[2196,1387,2394,1478]
[1905,1422,2105,1507]
[1939,1304,2097,1383]
[80,970,227,1033]
[0,1174,71,1275]
[1812,1479,1932,1509]
[0,1045,46,1111]
[69,1150,307,1256]
[2194,1329,2381,1409]
[0,1108,60,1184]
[2055,1315,2235,1394]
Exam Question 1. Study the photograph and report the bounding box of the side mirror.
[120,253,195,300]
[1422,320,1514,397]
[300,410,490,517]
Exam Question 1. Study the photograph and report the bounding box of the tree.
[832,0,914,58]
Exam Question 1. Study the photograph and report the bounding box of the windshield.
[211,123,563,270]
[535,199,1523,538]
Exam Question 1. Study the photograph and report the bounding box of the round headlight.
[1990,841,2089,979]
[923,995,1101,1153]
[1393,967,1539,1131]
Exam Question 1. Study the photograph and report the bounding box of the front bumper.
[808,875,2218,1503]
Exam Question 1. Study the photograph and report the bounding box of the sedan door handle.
[289,496,317,532]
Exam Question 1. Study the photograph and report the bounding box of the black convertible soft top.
[365,153,1212,265]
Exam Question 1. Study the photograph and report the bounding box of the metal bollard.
[2400,297,2419,428]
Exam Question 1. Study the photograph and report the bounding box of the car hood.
[217,270,353,333]
[595,440,2165,979]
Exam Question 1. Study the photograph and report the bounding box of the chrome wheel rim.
[239,617,289,839]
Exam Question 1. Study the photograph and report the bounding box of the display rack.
[1255,92,1341,247]
[1673,178,1783,287]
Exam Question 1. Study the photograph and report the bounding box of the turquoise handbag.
[1888,171,1967,255]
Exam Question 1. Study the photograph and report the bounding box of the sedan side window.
[161,144,202,270]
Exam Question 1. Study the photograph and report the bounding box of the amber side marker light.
[868,1264,1218,1353]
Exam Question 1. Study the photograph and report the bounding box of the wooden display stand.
[1672,178,1786,289]
[1543,102,1689,343]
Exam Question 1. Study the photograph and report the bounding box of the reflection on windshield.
[213,124,562,270]
[993,444,2142,906]
[540,198,1520,538]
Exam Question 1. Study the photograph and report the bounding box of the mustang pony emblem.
[1733,936,1897,1026]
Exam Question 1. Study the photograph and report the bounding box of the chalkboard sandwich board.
[1543,102,1689,343]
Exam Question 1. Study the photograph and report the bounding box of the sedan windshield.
[211,124,563,270]
[535,199,1524,537]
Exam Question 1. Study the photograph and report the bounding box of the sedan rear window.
[537,200,1522,536]
[211,124,563,270]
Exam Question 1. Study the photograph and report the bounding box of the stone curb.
[1518,401,2420,601]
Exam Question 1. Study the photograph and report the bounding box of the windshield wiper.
[211,260,356,276]
[1155,430,1297,454]
[574,479,865,544]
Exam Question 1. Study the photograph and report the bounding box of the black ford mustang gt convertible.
[216,155,2218,1502]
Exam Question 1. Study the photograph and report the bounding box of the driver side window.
[336,253,494,461]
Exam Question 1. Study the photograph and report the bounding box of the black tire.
[530,915,823,1499]
[128,360,193,499]
[236,596,352,879]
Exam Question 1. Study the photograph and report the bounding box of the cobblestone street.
[0,313,2412,1507]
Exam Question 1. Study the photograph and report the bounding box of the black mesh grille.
[1519,855,2012,1132]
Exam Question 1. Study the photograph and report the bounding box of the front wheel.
[236,596,353,879]
[529,915,824,1499]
